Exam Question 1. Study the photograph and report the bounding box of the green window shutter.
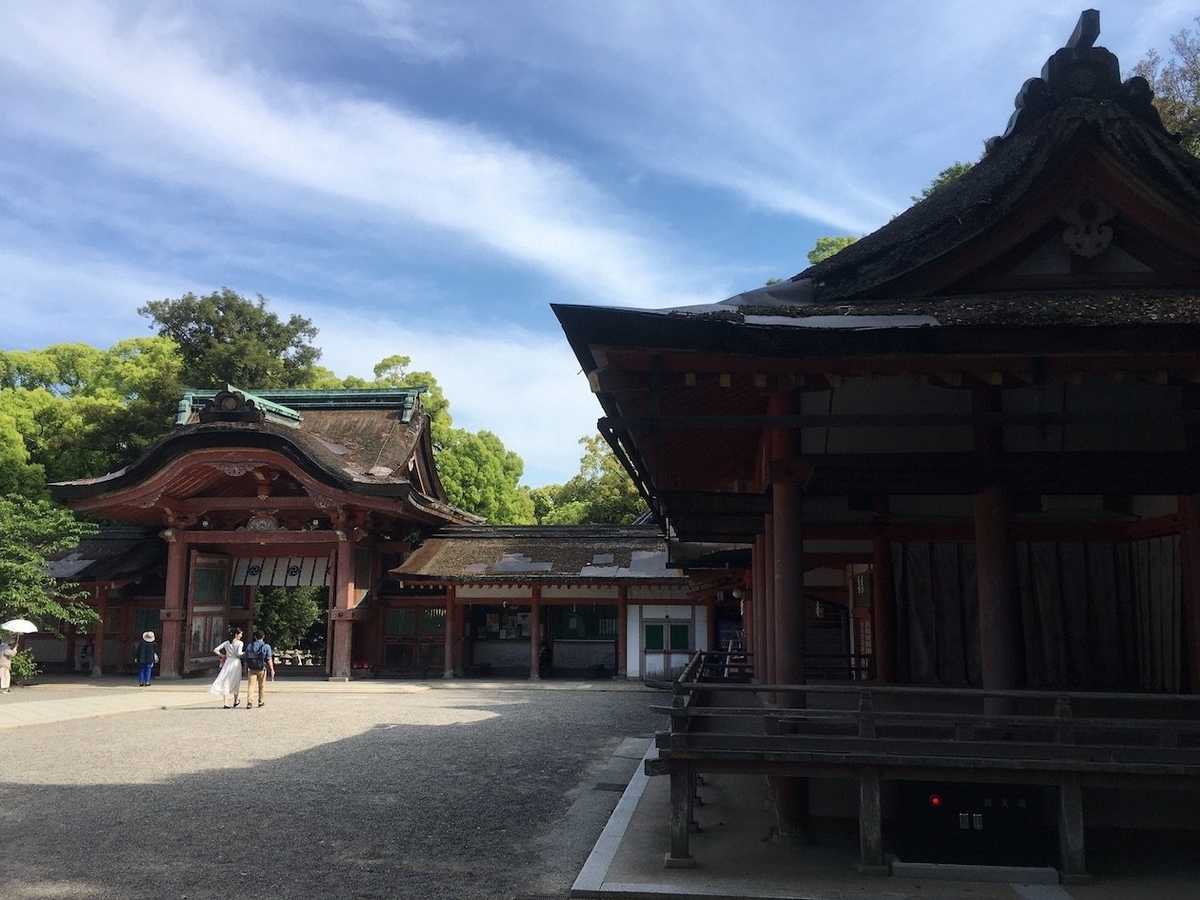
[420,608,446,635]
[194,567,226,603]
[386,608,416,636]
[645,624,664,651]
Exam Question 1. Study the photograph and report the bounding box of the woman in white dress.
[209,628,245,708]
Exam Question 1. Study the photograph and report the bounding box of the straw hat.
[142,631,156,642]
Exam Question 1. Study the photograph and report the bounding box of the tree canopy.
[0,338,182,487]
[911,161,974,203]
[139,288,321,389]
[436,429,535,524]
[3,290,647,527]
[807,235,858,265]
[252,585,324,651]
[0,496,99,634]
[1134,17,1200,156]
[6,291,534,522]
[533,435,646,525]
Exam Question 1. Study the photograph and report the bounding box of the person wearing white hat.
[134,631,158,686]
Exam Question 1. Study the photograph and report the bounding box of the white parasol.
[1,618,38,634]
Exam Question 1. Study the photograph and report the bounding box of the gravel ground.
[0,684,664,900]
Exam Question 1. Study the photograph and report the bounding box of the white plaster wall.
[806,566,845,588]
[639,604,687,619]
[801,376,974,454]
[888,496,975,519]
[690,605,708,651]
[1003,376,1185,452]
[627,584,692,601]
[540,584,618,600]
[1129,496,1178,518]
[22,638,66,665]
[456,584,532,601]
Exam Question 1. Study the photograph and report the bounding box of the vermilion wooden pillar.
[763,513,776,685]
[739,574,752,667]
[159,536,187,678]
[753,535,766,682]
[871,531,895,682]
[773,480,804,690]
[705,595,717,650]
[974,483,1023,707]
[1178,494,1200,692]
[329,536,355,680]
[529,588,542,678]
[770,391,805,694]
[92,585,108,676]
[769,391,807,838]
[443,585,458,678]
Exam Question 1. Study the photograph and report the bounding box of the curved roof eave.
[50,422,414,500]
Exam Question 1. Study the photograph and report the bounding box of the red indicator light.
[929,794,943,808]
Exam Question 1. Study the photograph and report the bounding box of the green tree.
[0,406,46,499]
[333,355,530,521]
[139,288,321,388]
[1134,17,1200,156]
[342,355,453,445]
[252,586,324,651]
[0,496,100,634]
[0,338,182,483]
[436,429,535,523]
[807,235,858,265]
[911,161,974,203]
[537,435,646,525]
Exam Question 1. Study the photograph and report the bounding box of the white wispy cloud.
[2,0,1196,488]
[1,2,712,311]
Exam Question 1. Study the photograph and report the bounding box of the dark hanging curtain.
[892,537,1179,691]
[892,542,979,685]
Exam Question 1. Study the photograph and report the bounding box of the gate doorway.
[251,585,328,671]
[644,619,692,679]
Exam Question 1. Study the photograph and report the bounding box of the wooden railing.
[647,650,1200,878]
[656,651,1200,774]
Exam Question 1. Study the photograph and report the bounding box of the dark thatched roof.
[396,526,686,584]
[46,526,165,584]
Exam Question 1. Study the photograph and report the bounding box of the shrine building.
[46,387,732,680]
[553,10,1200,880]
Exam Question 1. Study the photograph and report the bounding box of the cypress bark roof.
[51,386,481,529]
[46,526,165,584]
[396,526,686,584]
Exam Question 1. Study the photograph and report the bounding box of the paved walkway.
[6,675,1199,900]
[0,671,642,731]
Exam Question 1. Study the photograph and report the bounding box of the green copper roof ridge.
[175,386,426,425]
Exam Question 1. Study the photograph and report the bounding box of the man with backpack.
[243,629,275,708]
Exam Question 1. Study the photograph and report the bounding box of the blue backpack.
[245,640,268,672]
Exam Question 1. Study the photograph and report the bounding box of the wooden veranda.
[651,651,1200,881]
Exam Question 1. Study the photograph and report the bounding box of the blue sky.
[1,1,1195,486]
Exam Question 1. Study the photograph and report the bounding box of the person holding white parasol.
[1,619,38,693]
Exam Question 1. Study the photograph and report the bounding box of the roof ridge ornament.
[988,9,1179,149]
[198,387,266,424]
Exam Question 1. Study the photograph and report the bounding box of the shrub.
[9,648,40,684]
